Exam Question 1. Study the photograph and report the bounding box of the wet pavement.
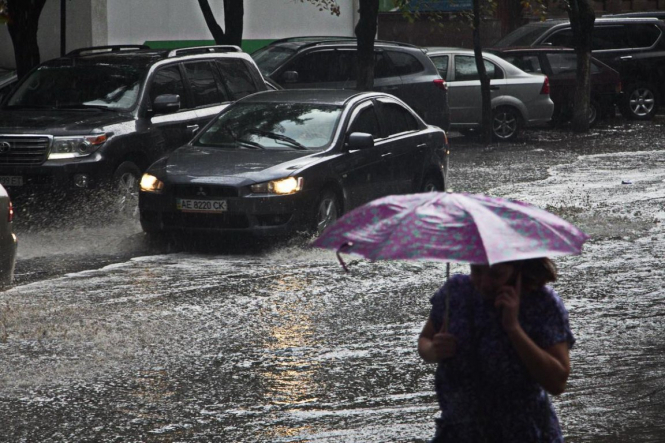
[1,120,665,442]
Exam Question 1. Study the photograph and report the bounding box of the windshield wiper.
[243,128,308,150]
[56,104,113,111]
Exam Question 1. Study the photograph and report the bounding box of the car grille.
[0,136,50,165]
[163,212,250,229]
[173,184,239,198]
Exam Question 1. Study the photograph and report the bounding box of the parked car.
[0,184,16,287]
[425,47,553,141]
[0,45,269,216]
[488,47,622,126]
[492,18,665,120]
[251,37,450,130]
[139,89,449,237]
[0,68,17,102]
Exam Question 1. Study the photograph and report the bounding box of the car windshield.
[195,102,343,151]
[5,63,144,110]
[251,46,297,76]
[493,25,551,47]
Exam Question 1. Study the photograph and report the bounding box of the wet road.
[1,120,665,442]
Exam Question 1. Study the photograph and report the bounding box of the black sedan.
[139,89,449,237]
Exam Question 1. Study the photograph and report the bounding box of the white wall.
[0,0,358,70]
[107,0,357,45]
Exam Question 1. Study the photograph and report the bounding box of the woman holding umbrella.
[418,257,575,442]
[312,192,587,442]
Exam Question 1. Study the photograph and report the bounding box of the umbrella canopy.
[311,192,589,265]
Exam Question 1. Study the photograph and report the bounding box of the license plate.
[0,176,23,187]
[176,198,227,213]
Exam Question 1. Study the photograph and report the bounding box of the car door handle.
[417,143,428,149]
[186,124,199,134]
[620,55,633,60]
[381,152,392,157]
[490,86,500,90]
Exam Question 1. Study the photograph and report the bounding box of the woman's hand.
[494,271,522,333]
[418,318,457,363]
[431,331,457,360]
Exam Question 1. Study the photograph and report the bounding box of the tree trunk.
[473,0,492,144]
[568,0,595,133]
[498,0,525,36]
[355,0,379,91]
[7,0,47,79]
[198,0,244,47]
[223,0,244,47]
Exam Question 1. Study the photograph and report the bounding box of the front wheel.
[492,107,522,142]
[621,83,658,120]
[111,161,142,220]
[312,191,340,235]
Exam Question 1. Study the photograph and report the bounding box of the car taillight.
[617,82,622,93]
[433,79,448,91]
[8,200,13,223]
[540,76,550,95]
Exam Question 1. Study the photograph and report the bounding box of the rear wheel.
[588,100,600,127]
[111,161,142,220]
[492,107,522,141]
[313,191,340,235]
[621,83,658,120]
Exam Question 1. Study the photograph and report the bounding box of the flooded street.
[1,121,665,442]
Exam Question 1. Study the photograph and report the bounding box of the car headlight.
[49,134,108,159]
[140,173,164,193]
[250,177,303,195]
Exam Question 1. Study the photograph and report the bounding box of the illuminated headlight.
[140,174,164,193]
[250,177,303,195]
[49,134,107,159]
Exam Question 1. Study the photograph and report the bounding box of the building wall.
[0,0,357,69]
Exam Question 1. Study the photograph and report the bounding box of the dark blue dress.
[429,274,575,442]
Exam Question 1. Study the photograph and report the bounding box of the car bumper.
[0,153,113,196]
[524,98,555,127]
[139,190,317,237]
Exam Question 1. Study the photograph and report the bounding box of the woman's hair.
[511,257,557,291]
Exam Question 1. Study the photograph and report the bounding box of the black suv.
[493,18,665,120]
[0,45,268,215]
[251,37,450,130]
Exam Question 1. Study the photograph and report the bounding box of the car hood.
[164,145,323,185]
[0,109,131,134]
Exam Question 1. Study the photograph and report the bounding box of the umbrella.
[311,192,589,266]
[311,192,589,331]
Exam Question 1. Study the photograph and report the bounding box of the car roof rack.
[265,36,419,50]
[168,45,242,57]
[66,45,150,57]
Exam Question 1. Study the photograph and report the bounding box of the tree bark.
[355,0,379,91]
[198,0,244,47]
[568,0,595,133]
[473,0,492,144]
[7,0,47,79]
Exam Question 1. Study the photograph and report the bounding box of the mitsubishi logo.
[0,141,10,153]
[196,186,207,196]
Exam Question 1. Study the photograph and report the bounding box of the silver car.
[426,47,554,141]
[0,184,16,287]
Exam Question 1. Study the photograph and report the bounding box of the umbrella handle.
[336,242,354,272]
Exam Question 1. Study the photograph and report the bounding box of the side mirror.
[281,71,299,84]
[346,132,374,150]
[152,94,180,114]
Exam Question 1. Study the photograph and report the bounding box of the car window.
[592,26,630,50]
[430,55,449,79]
[374,52,393,79]
[503,54,542,73]
[332,50,357,82]
[454,56,504,81]
[545,53,577,74]
[349,105,381,138]
[149,65,188,109]
[284,50,337,83]
[493,25,552,47]
[183,61,225,107]
[215,59,259,100]
[543,29,574,47]
[251,45,297,76]
[625,24,661,48]
[380,102,419,135]
[387,51,425,76]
